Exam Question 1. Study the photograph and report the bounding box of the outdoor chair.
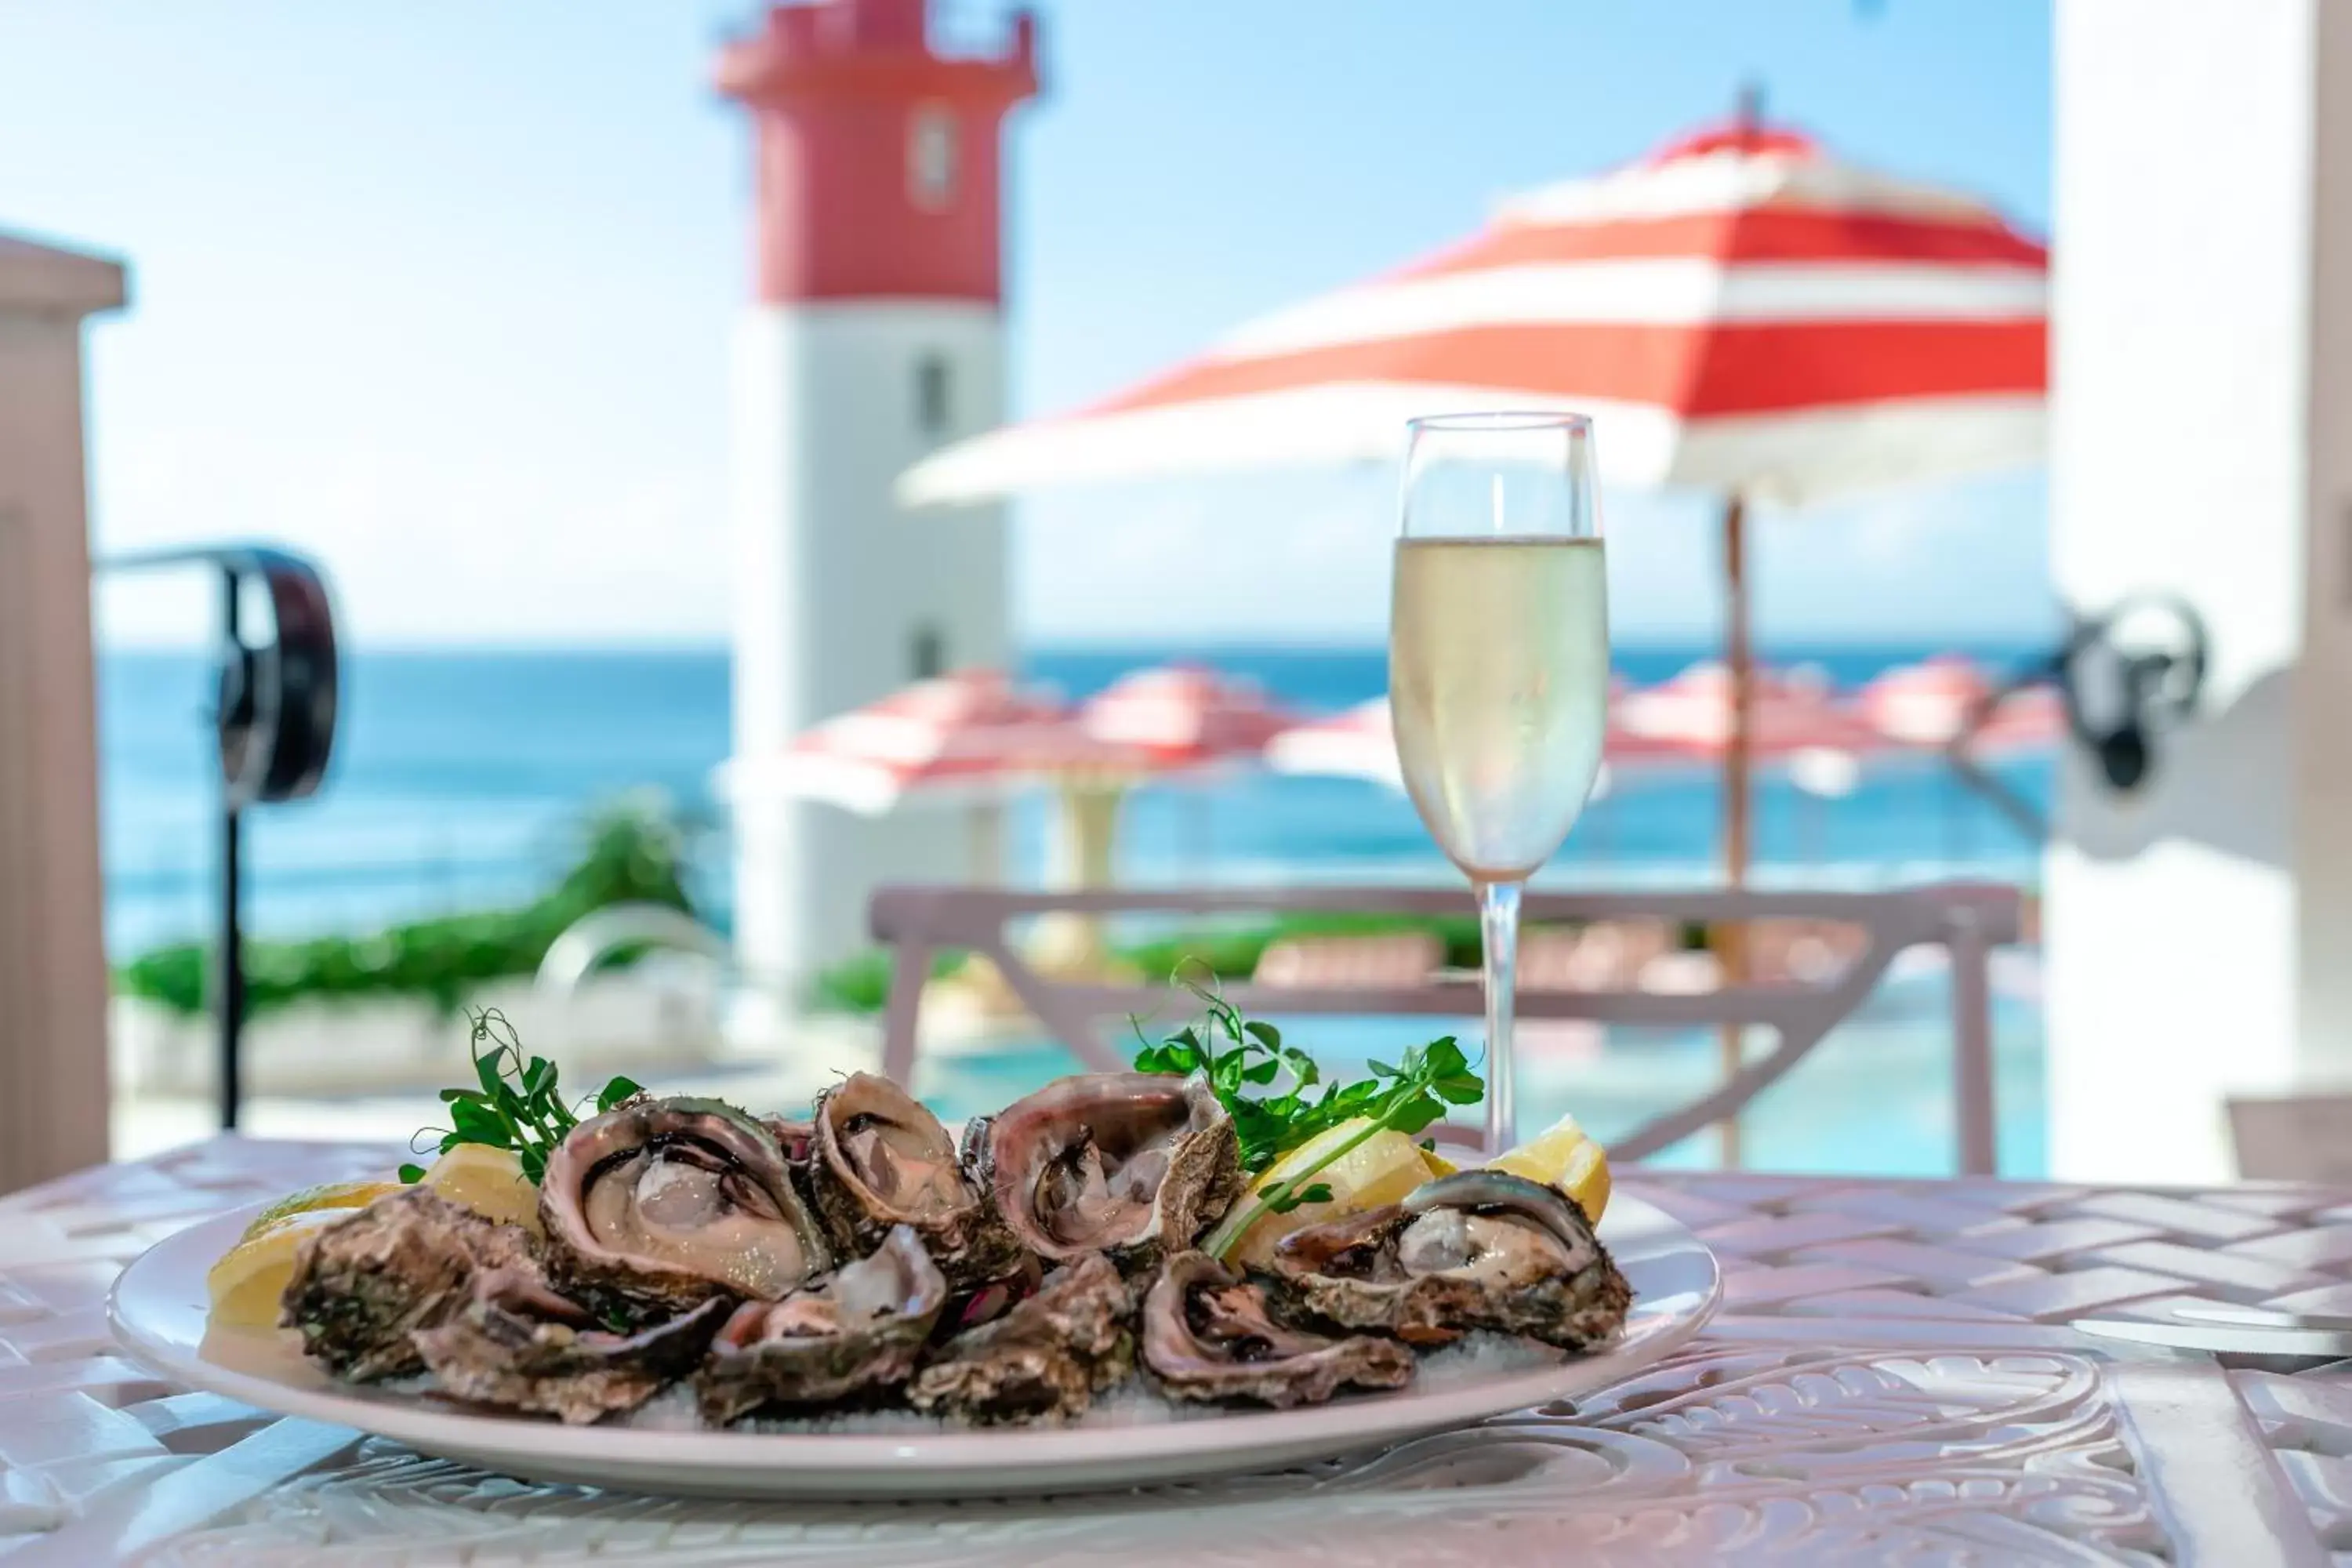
[2227,1093,2352,1183]
[868,883,2024,1172]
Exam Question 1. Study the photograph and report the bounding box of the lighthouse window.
[909,622,948,681]
[915,354,953,436]
[908,104,957,211]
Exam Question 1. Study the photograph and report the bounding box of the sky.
[0,0,2055,650]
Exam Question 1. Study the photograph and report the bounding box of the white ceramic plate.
[110,1195,1719,1499]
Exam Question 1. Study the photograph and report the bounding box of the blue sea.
[98,642,2056,1174]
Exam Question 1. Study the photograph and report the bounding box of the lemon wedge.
[1224,1118,1438,1269]
[207,1209,343,1329]
[244,1178,405,1240]
[1487,1112,1610,1223]
[419,1144,539,1233]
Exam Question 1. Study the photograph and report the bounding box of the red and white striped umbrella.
[1265,698,1402,786]
[1614,661,1890,760]
[1856,655,2064,756]
[902,118,2045,508]
[1079,662,1296,769]
[717,669,1120,816]
[1263,685,1733,791]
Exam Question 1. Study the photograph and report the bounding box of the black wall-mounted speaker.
[214,550,339,808]
[2053,593,2209,794]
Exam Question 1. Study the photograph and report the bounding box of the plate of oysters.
[112,1027,1719,1498]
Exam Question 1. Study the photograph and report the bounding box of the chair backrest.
[868,882,2023,1174]
[2227,1094,2352,1182]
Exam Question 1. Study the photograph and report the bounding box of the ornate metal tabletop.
[4,1138,2346,1564]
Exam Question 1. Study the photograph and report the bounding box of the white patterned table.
[4,1138,2349,1565]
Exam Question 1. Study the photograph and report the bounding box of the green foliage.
[1117,911,1489,983]
[1137,982,1481,1179]
[115,801,699,1021]
[403,1008,644,1185]
[806,947,969,1015]
[1144,982,1483,1261]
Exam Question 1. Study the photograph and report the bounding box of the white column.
[0,236,124,1189]
[730,302,1008,1011]
[2048,0,2352,1181]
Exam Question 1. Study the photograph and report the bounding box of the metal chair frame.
[869,882,2023,1172]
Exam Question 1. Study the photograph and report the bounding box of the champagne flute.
[1388,412,1607,1155]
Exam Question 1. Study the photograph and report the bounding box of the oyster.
[538,1097,831,1320]
[1270,1171,1631,1348]
[969,1073,1243,1269]
[281,1187,538,1381]
[696,1225,949,1424]
[412,1267,728,1425]
[808,1073,1023,1288]
[908,1251,1134,1425]
[761,1116,815,1163]
[1143,1250,1413,1408]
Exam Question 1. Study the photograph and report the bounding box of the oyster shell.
[1142,1250,1413,1407]
[412,1268,728,1425]
[538,1097,831,1320]
[808,1073,1024,1289]
[908,1251,1135,1425]
[969,1073,1243,1269]
[1270,1171,1630,1348]
[760,1116,815,1163]
[696,1225,949,1424]
[280,1187,538,1381]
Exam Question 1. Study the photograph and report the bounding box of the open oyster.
[760,1116,815,1163]
[1270,1171,1630,1348]
[538,1097,831,1320]
[412,1267,728,1425]
[696,1225,949,1424]
[808,1073,1023,1289]
[281,1187,538,1381]
[908,1250,1134,1425]
[968,1073,1243,1269]
[1143,1250,1413,1407]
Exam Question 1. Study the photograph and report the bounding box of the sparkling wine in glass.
[1388,412,1607,1153]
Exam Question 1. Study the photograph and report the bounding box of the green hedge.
[116,804,699,1020]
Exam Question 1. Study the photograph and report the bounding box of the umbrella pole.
[967,800,1004,884]
[1719,493,1751,1167]
[1028,777,1124,977]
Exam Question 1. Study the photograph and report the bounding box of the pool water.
[906,973,2047,1179]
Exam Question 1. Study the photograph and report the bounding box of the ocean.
[99,642,2056,1176]
[98,642,2053,955]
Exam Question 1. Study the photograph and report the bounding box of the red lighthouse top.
[717,0,1039,305]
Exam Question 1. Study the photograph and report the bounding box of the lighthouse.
[716,0,1038,1001]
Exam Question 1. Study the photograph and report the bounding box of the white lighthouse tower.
[717,0,1038,1000]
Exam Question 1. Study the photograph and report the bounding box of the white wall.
[0,236,122,1189]
[730,302,1008,1002]
[2049,0,2352,1181]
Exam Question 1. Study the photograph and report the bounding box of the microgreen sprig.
[398,1008,643,1185]
[1132,980,1483,1261]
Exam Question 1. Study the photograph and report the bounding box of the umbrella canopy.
[902,118,2045,510]
[1079,662,1296,768]
[716,669,1117,816]
[1265,698,1403,787]
[1614,661,1888,757]
[1855,655,2063,756]
[1262,684,1746,789]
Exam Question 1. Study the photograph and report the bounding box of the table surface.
[5,1138,2351,1566]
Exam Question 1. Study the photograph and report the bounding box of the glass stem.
[1477,877,1524,1155]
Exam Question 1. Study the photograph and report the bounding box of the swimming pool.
[905,972,2047,1179]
